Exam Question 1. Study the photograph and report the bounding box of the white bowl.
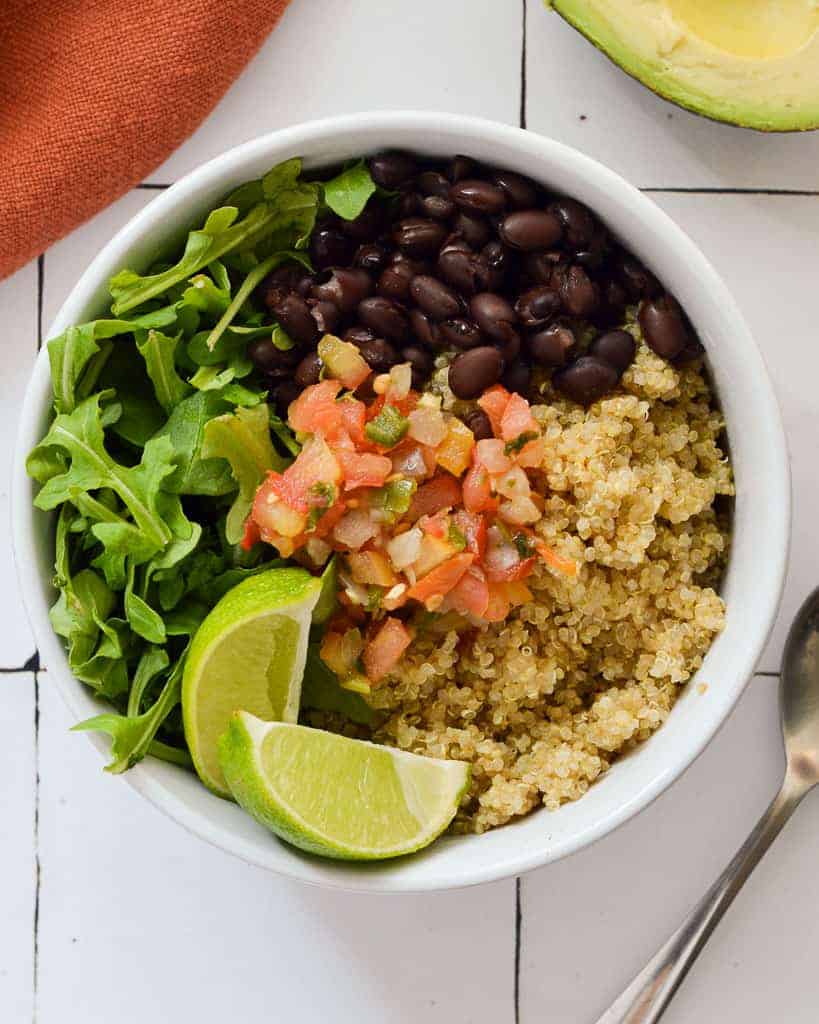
[12,112,790,892]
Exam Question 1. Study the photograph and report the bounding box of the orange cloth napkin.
[0,0,291,280]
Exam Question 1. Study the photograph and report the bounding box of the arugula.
[322,160,377,221]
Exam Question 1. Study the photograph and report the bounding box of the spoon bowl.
[781,585,819,787]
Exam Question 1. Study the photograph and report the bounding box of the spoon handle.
[594,774,805,1024]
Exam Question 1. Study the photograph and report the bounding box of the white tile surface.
[152,0,523,183]
[0,264,37,667]
[36,684,515,1024]
[526,5,819,190]
[2,3,819,1022]
[0,674,36,1022]
[519,675,819,1023]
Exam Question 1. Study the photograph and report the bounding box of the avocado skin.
[550,0,819,134]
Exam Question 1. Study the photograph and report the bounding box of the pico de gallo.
[243,334,577,688]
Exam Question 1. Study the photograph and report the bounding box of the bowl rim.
[12,110,791,892]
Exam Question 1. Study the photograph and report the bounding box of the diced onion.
[408,407,448,447]
[499,496,541,525]
[388,362,412,400]
[387,527,423,570]
[495,466,531,499]
[391,444,433,480]
[305,538,332,565]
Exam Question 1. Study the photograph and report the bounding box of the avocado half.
[550,0,819,131]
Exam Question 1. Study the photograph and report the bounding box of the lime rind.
[219,712,471,861]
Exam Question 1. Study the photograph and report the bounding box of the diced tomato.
[515,437,547,469]
[241,518,261,551]
[271,436,341,513]
[287,379,343,436]
[535,540,579,578]
[477,385,511,436]
[337,450,393,491]
[474,438,511,475]
[462,464,498,513]
[320,627,364,677]
[310,500,347,539]
[391,441,437,480]
[436,417,475,477]
[406,553,475,609]
[447,564,490,617]
[337,399,368,447]
[251,474,309,539]
[452,510,487,558]
[366,390,418,421]
[412,533,456,577]
[483,583,511,622]
[362,617,413,683]
[485,555,536,583]
[504,580,533,607]
[500,392,539,443]
[408,473,462,520]
[347,549,398,587]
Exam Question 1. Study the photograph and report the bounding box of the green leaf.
[180,274,231,318]
[96,341,165,447]
[154,390,235,496]
[322,161,377,221]
[269,412,301,457]
[312,556,338,625]
[124,561,166,644]
[47,307,178,414]
[30,394,178,551]
[127,645,170,716]
[136,330,192,412]
[73,646,189,773]
[201,403,285,544]
[262,158,303,197]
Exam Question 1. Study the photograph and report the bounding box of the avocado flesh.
[552,0,819,131]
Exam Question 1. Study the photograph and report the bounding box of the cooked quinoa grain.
[308,341,732,834]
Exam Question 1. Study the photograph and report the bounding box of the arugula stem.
[205,253,282,353]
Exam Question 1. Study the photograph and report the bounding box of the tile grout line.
[32,671,41,1024]
[515,6,527,1020]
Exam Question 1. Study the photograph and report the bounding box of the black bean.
[354,242,390,273]
[296,275,315,298]
[272,293,319,347]
[515,286,561,329]
[616,255,661,299]
[477,241,511,291]
[548,197,596,250]
[639,295,689,360]
[248,337,301,374]
[559,265,600,318]
[470,293,519,344]
[358,337,399,372]
[340,203,384,241]
[573,248,605,272]
[673,337,706,364]
[502,360,532,396]
[396,192,420,219]
[590,329,636,374]
[419,194,455,220]
[447,155,477,183]
[401,345,434,377]
[448,347,504,399]
[392,217,448,258]
[440,233,473,255]
[309,299,341,334]
[368,151,418,190]
[295,351,323,387]
[528,324,576,368]
[344,325,375,345]
[491,170,539,210]
[597,278,629,326]
[523,250,561,284]
[449,179,506,215]
[439,318,483,350]
[310,268,373,314]
[310,227,354,270]
[498,332,521,364]
[499,210,563,251]
[377,261,417,303]
[463,408,493,440]
[358,296,410,343]
[409,275,462,320]
[417,170,451,197]
[270,379,302,417]
[553,356,619,406]
[452,210,492,249]
[258,264,304,304]
[409,308,442,350]
[355,374,377,403]
[438,248,483,295]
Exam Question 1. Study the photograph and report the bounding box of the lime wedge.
[182,568,321,797]
[219,712,470,860]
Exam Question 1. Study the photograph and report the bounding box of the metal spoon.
[595,586,819,1024]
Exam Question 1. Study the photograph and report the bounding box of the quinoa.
[310,341,732,834]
